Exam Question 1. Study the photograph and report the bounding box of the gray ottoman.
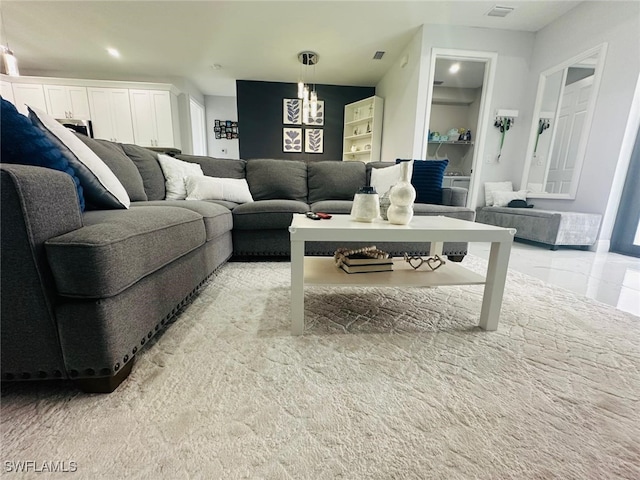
[476,207,602,250]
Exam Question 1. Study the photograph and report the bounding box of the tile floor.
[469,241,640,317]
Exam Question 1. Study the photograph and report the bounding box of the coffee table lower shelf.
[303,257,486,287]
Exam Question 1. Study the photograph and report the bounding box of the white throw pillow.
[184,175,254,204]
[484,181,513,206]
[492,189,528,207]
[370,162,413,195]
[28,106,130,209]
[157,154,204,200]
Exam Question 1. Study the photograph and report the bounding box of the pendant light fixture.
[297,51,319,123]
[0,10,19,76]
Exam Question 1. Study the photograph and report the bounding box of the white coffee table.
[288,214,516,335]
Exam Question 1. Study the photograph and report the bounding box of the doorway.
[421,49,497,209]
[189,97,207,156]
[610,125,640,257]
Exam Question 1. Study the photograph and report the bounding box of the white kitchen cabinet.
[87,87,135,143]
[342,95,384,163]
[1,80,15,105]
[11,83,47,116]
[129,89,176,148]
[43,85,90,120]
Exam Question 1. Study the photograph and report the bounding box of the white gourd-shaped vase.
[387,161,416,225]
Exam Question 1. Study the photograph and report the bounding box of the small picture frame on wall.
[283,99,302,125]
[283,128,302,152]
[305,129,324,153]
[214,119,238,140]
[303,100,325,126]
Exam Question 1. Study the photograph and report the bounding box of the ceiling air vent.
[373,51,385,60]
[486,5,515,17]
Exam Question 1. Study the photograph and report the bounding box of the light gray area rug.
[2,257,639,479]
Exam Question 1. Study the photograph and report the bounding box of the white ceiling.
[1,1,582,96]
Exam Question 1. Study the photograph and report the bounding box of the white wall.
[204,95,240,159]
[517,1,640,247]
[376,26,425,161]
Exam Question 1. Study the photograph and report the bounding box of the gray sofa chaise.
[1,137,474,393]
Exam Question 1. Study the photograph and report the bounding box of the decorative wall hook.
[493,110,519,161]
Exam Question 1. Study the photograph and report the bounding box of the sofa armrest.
[1,164,83,378]
[442,187,468,207]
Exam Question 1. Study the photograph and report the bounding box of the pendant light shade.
[297,51,319,122]
[1,46,19,76]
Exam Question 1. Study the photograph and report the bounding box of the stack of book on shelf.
[334,246,393,274]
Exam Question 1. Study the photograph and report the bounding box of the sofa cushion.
[29,106,130,210]
[413,203,475,221]
[310,200,353,215]
[307,161,366,203]
[233,199,309,230]
[0,98,85,211]
[74,134,147,202]
[176,154,246,179]
[121,144,166,201]
[246,159,307,202]
[132,200,232,242]
[45,206,206,298]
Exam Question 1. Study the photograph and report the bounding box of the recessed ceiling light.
[449,63,460,74]
[106,48,120,58]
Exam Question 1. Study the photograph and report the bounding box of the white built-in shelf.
[342,95,383,163]
[345,116,374,126]
[428,140,474,145]
[344,133,372,140]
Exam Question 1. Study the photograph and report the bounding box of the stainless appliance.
[55,118,93,138]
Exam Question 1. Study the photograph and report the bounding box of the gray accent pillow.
[74,134,147,201]
[120,144,166,201]
[308,161,366,203]
[176,154,246,179]
[245,159,307,202]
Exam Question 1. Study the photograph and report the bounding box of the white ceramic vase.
[387,162,416,225]
[351,186,380,222]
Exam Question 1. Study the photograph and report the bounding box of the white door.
[151,91,174,147]
[129,89,154,147]
[87,88,134,143]
[189,97,207,155]
[67,86,91,119]
[11,83,47,116]
[43,85,69,118]
[546,75,593,194]
[110,89,134,144]
[87,88,115,141]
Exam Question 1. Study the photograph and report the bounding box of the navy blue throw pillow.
[0,97,85,211]
[396,159,449,205]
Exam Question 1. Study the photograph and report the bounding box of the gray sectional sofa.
[1,137,474,392]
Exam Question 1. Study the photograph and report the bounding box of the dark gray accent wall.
[237,80,374,161]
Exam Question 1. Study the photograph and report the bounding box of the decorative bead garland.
[334,245,390,267]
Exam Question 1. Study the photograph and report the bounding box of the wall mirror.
[521,43,607,199]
